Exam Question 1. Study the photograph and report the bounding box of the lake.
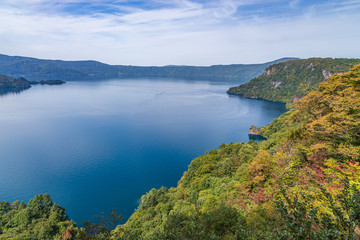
[0,79,286,224]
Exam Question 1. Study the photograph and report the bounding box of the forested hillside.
[0,74,65,96]
[1,65,359,240]
[113,64,360,239]
[227,58,360,104]
[0,54,296,83]
[0,74,31,95]
[0,194,80,239]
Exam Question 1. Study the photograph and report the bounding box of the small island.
[29,80,66,85]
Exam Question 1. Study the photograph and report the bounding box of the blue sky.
[0,0,359,65]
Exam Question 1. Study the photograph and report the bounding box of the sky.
[0,0,359,66]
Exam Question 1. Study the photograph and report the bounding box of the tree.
[275,178,360,239]
[82,208,125,240]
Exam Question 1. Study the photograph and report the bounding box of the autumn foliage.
[113,64,360,239]
[1,65,360,239]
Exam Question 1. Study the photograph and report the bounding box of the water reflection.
[0,87,30,96]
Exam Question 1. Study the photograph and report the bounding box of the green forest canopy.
[227,58,360,104]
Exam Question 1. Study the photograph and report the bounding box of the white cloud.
[0,0,359,65]
[289,0,300,8]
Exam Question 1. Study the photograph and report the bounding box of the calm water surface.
[0,79,286,223]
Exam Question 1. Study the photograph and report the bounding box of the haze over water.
[0,79,286,223]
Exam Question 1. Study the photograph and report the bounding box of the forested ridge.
[1,65,360,239]
[227,58,360,104]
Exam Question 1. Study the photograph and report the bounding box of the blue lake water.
[0,79,286,224]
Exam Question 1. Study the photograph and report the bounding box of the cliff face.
[248,125,261,135]
[248,125,266,141]
[227,58,360,104]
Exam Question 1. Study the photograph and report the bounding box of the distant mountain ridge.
[0,54,298,83]
[227,57,360,103]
